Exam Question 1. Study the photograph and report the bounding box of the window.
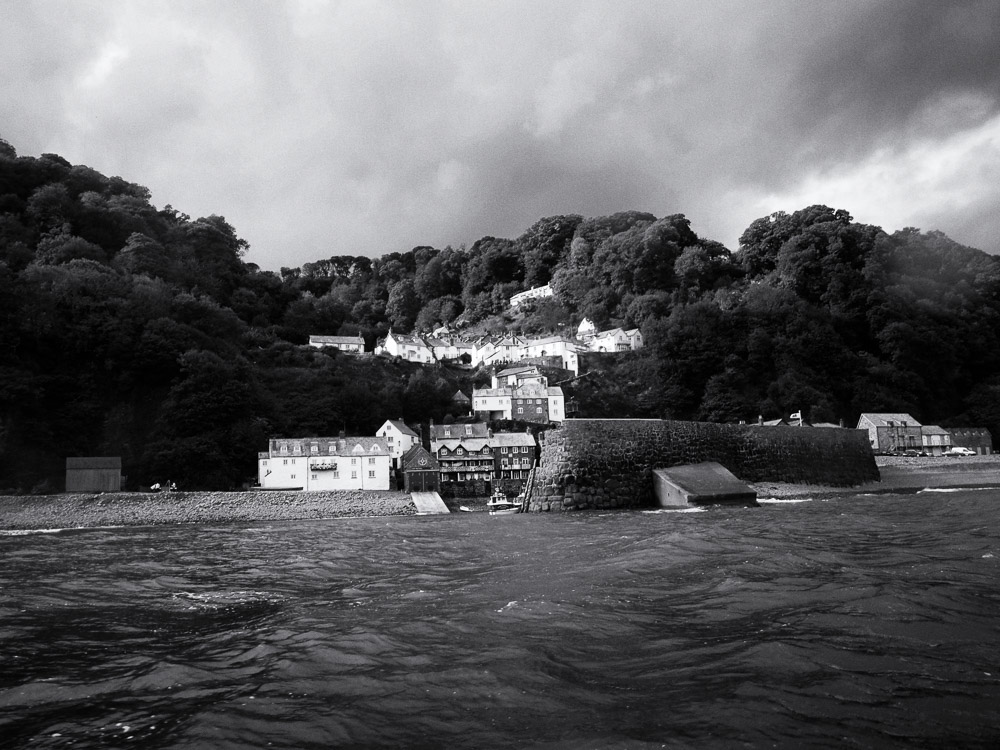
[351,471,357,479]
[368,457,375,465]
[283,459,288,465]
[444,428,452,437]
[279,444,289,455]
[457,447,464,455]
[290,474,296,480]
[537,407,543,414]
[311,444,318,454]
[465,425,473,435]
[332,471,339,478]
[517,407,523,414]
[311,474,317,480]
[387,436,393,443]
[262,460,268,466]
[351,458,357,465]
[368,470,375,478]
[291,459,297,465]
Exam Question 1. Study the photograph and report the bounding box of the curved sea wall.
[527,419,878,512]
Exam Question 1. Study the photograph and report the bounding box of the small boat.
[487,488,521,515]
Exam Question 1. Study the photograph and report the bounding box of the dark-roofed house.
[920,425,952,456]
[856,413,923,453]
[308,334,365,353]
[66,457,121,493]
[401,445,440,493]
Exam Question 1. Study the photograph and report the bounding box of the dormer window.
[444,428,452,437]
[465,425,473,435]
[370,445,380,452]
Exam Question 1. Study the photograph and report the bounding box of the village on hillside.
[250,289,994,500]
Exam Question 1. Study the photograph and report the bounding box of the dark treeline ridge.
[2,139,999,491]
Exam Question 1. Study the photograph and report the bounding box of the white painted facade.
[308,335,365,353]
[509,284,554,308]
[258,436,391,490]
[376,419,421,468]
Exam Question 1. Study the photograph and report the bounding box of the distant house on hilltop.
[308,334,365,353]
[509,284,553,308]
[375,330,434,363]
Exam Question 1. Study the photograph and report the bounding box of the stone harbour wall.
[527,419,878,512]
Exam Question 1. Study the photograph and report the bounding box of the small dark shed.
[66,457,122,492]
[401,445,440,493]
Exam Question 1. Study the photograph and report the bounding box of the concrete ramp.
[653,462,758,508]
[410,491,450,515]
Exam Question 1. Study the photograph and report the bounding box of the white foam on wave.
[918,487,997,493]
[0,524,128,536]
[0,528,68,536]
[757,497,813,504]
[641,507,707,514]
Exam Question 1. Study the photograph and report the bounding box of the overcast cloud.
[3,0,999,269]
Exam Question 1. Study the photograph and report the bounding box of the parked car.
[902,449,927,457]
[943,447,977,456]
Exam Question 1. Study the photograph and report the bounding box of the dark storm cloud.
[2,0,998,267]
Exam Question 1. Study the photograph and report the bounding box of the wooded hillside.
[3,140,998,491]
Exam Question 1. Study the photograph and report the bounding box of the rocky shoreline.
[3,455,999,530]
[0,489,417,531]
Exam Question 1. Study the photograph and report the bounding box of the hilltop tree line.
[2,139,999,491]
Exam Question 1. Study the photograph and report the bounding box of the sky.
[3,0,1000,270]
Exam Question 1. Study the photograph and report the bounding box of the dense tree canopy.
[2,142,999,491]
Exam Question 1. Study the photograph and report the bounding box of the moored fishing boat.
[486,488,521,514]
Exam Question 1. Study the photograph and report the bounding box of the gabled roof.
[526,335,579,347]
[489,432,537,447]
[310,334,364,346]
[380,419,419,438]
[387,331,430,347]
[858,413,921,427]
[401,445,439,470]
[921,424,950,435]
[432,438,493,452]
[268,436,390,457]
[429,422,489,439]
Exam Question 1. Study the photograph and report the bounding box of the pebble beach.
[0,489,417,531]
[3,455,1000,530]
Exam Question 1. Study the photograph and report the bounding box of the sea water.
[2,489,999,749]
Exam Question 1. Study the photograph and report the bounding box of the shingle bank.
[526,419,878,512]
